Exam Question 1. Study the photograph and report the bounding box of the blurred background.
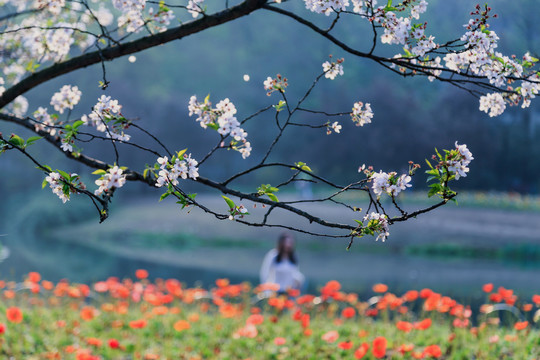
[1,0,539,304]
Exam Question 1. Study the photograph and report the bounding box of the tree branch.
[0,0,268,108]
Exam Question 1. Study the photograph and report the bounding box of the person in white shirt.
[260,233,305,293]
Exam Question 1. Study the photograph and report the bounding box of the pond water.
[2,230,540,308]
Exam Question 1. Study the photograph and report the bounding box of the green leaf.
[143,168,150,179]
[222,195,235,209]
[72,120,84,130]
[177,148,187,159]
[26,136,43,146]
[8,134,24,147]
[273,100,287,112]
[294,161,312,172]
[42,178,48,189]
[267,193,279,202]
[92,169,107,175]
[159,192,170,202]
[204,94,211,104]
[57,170,70,180]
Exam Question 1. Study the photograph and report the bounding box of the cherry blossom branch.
[0,0,269,108]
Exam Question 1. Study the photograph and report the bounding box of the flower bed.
[0,271,539,359]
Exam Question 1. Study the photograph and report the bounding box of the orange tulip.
[514,321,528,330]
[108,339,120,349]
[372,284,388,293]
[423,344,442,358]
[4,290,15,299]
[398,344,414,355]
[301,313,310,328]
[152,306,169,315]
[28,272,41,283]
[246,314,264,325]
[216,278,229,288]
[80,306,98,321]
[321,330,339,343]
[129,319,147,329]
[482,283,493,293]
[188,313,200,322]
[42,280,54,291]
[341,307,356,319]
[173,320,190,332]
[396,321,413,333]
[135,269,148,279]
[372,337,387,359]
[403,290,419,302]
[419,288,433,298]
[415,318,432,330]
[354,343,369,359]
[86,337,102,347]
[338,341,353,350]
[6,307,23,323]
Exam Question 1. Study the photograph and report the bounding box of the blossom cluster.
[228,204,249,221]
[263,74,288,96]
[10,96,29,117]
[94,166,127,196]
[0,0,180,98]
[82,95,130,142]
[187,0,204,18]
[113,0,147,33]
[303,0,539,114]
[60,137,74,152]
[148,5,175,32]
[0,2,99,101]
[518,73,540,108]
[44,171,84,203]
[370,171,412,197]
[188,95,251,159]
[322,59,344,80]
[304,0,349,16]
[350,102,373,126]
[363,212,390,242]
[447,142,474,180]
[360,0,433,57]
[45,172,69,203]
[327,121,342,134]
[50,85,81,114]
[34,0,66,15]
[33,107,58,136]
[155,154,199,188]
[479,93,505,118]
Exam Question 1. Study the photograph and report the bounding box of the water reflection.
[2,231,540,306]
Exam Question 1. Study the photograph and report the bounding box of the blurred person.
[260,233,305,293]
